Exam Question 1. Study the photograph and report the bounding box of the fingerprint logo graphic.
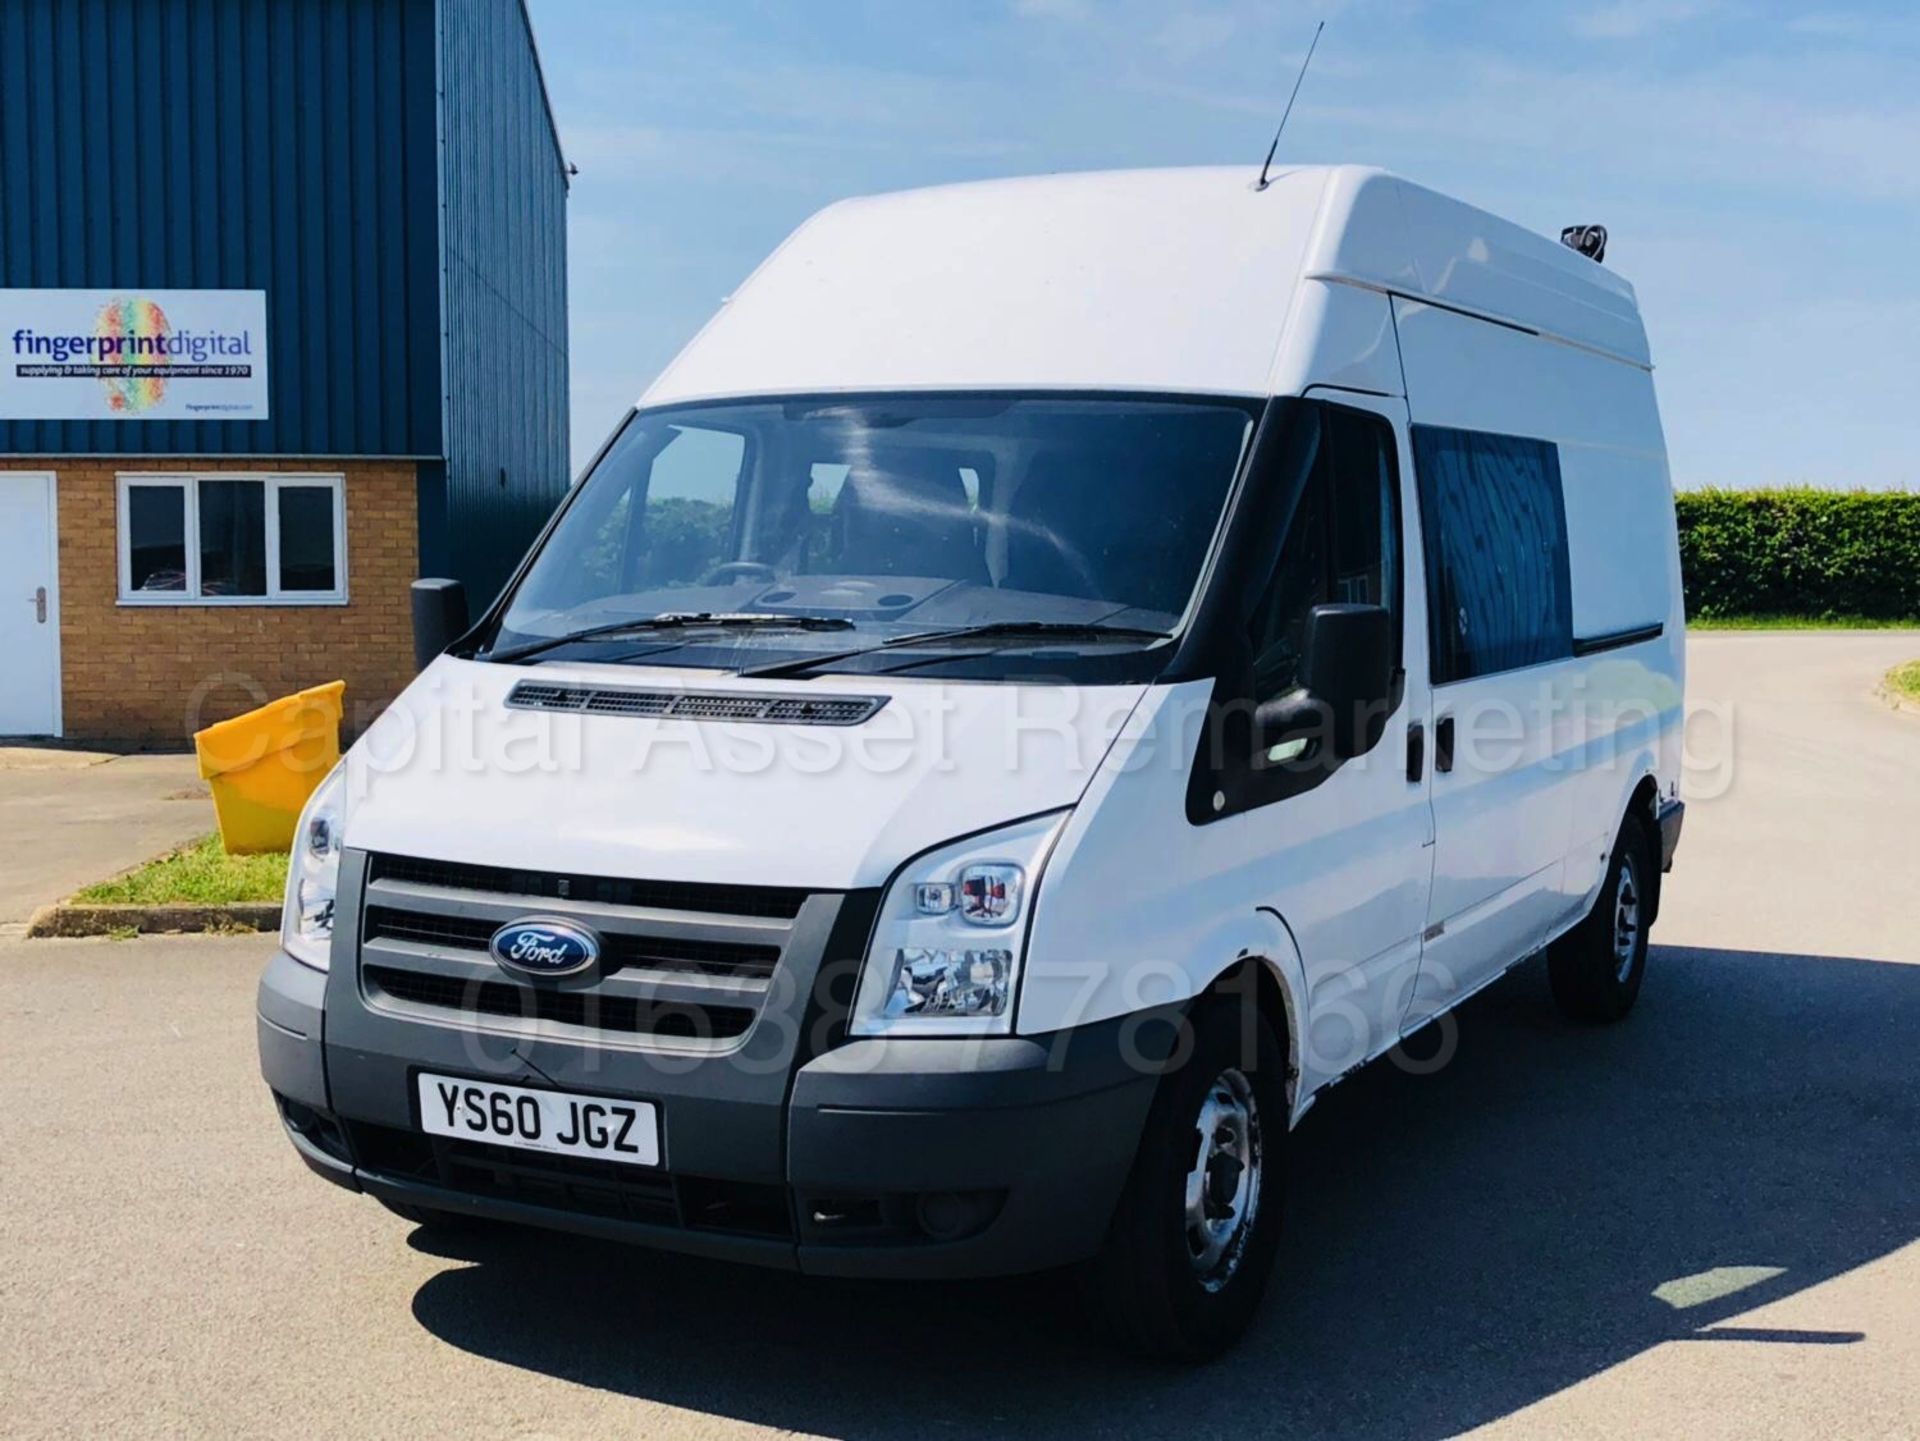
[95,296,171,413]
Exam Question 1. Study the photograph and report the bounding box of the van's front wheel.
[1083,996,1287,1361]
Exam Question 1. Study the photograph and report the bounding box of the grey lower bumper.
[786,1031,1160,1278]
[258,946,1166,1278]
[257,948,358,1189]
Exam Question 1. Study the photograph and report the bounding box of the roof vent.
[1560,224,1608,264]
[505,680,884,727]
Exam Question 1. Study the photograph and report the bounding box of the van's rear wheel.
[1083,995,1288,1361]
[1549,814,1655,1023]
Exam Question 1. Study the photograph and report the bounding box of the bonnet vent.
[506,680,885,727]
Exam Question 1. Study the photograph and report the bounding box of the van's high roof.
[641,165,1650,410]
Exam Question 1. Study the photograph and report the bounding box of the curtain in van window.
[1412,426,1571,684]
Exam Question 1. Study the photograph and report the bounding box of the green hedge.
[1675,489,1920,621]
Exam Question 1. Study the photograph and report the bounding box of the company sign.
[0,288,268,420]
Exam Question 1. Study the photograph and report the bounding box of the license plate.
[415,1072,661,1168]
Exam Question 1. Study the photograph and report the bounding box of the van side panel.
[1390,181,1649,367]
[1018,679,1413,1109]
[1552,347,1686,910]
[1303,170,1649,367]
[1393,295,1676,639]
[1393,299,1657,445]
[1394,297,1683,992]
[1559,445,1675,641]
[1267,280,1405,399]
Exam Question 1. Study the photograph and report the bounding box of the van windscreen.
[488,392,1259,678]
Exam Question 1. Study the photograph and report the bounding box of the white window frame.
[116,472,349,606]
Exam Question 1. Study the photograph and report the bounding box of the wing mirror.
[1253,603,1394,761]
[411,578,469,671]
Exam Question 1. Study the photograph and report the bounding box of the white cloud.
[1572,0,1720,40]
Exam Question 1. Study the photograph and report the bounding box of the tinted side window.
[1411,426,1571,684]
[1246,405,1402,701]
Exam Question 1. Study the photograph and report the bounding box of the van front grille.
[369,854,808,920]
[357,851,828,1048]
[365,965,757,1040]
[364,906,782,979]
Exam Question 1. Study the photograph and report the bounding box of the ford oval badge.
[489,916,601,977]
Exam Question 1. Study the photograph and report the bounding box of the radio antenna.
[1255,19,1325,191]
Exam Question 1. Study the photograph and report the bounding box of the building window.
[1411,426,1571,684]
[117,474,347,605]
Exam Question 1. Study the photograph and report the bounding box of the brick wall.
[34,457,419,745]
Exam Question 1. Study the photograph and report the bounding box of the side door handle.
[1435,715,1455,774]
[1406,721,1425,783]
[33,586,47,624]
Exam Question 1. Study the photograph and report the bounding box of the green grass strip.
[1689,615,1920,631]
[74,834,290,906]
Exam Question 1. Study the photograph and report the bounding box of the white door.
[1401,428,1575,1030]
[0,472,61,737]
[1225,395,1435,1085]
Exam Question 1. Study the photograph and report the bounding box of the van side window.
[1411,426,1571,683]
[1246,405,1402,701]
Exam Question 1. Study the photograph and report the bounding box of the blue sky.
[524,0,1918,489]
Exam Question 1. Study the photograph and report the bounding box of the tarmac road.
[0,749,205,925]
[1,633,1915,1439]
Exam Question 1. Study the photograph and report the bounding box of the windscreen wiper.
[483,612,854,665]
[736,620,1170,680]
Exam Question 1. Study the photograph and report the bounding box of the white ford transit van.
[260,166,1686,1358]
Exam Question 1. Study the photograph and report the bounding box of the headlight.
[850,811,1069,1037]
[281,764,345,971]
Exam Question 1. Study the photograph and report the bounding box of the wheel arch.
[1623,770,1663,920]
[1191,907,1309,1124]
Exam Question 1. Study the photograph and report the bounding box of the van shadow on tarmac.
[408,944,1917,1441]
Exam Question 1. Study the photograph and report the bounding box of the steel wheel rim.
[1184,1067,1262,1292]
[1613,854,1642,983]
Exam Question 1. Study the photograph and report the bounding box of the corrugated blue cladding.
[434,0,569,605]
[0,0,443,458]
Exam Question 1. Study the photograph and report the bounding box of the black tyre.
[1549,813,1655,1023]
[1083,995,1289,1361]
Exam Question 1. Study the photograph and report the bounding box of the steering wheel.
[702,560,778,586]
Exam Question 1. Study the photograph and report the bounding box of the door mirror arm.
[1253,603,1394,762]
[1253,691,1327,747]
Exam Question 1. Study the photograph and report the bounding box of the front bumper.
[258,946,1163,1279]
